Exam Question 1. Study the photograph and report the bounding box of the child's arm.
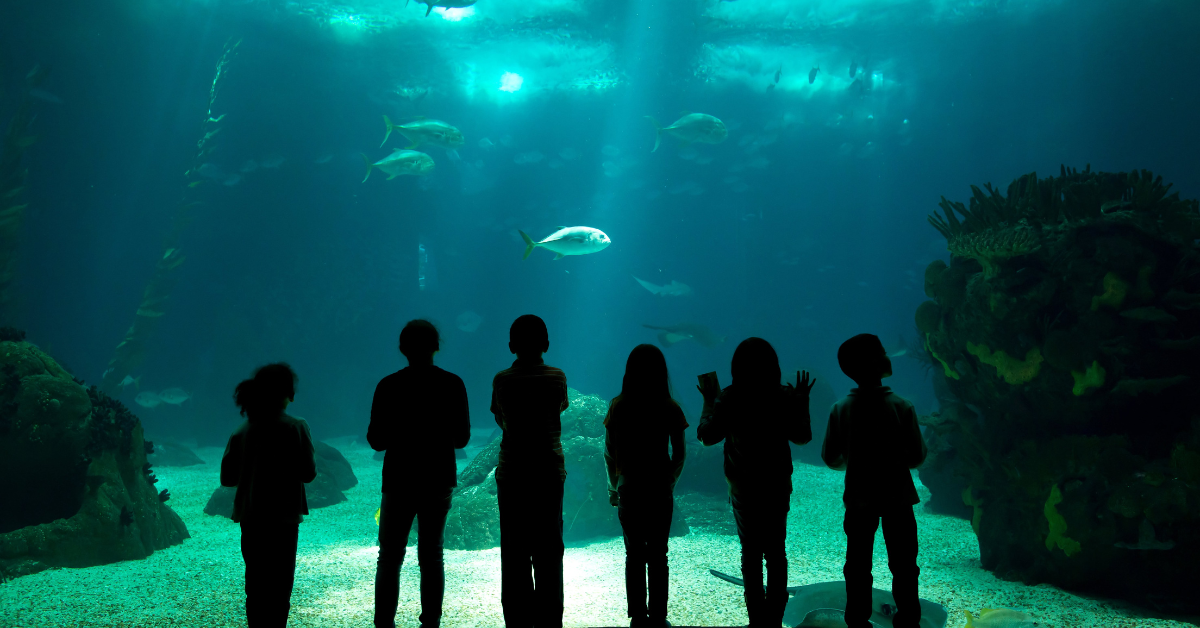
[490,379,506,431]
[366,380,392,452]
[668,426,687,489]
[603,422,619,506]
[297,419,317,484]
[219,432,242,487]
[821,405,847,470]
[696,390,727,446]
[451,377,471,449]
[901,402,928,469]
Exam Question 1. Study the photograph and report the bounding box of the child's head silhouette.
[620,343,674,402]
[399,319,440,361]
[837,333,892,385]
[234,362,298,421]
[731,337,781,388]
[509,314,550,356]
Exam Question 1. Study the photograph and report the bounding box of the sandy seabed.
[0,437,1190,628]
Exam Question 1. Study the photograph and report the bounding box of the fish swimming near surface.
[645,113,727,152]
[362,150,436,182]
[634,276,693,297]
[710,570,949,628]
[643,323,726,348]
[135,391,162,409]
[157,388,192,405]
[963,609,1039,628]
[381,116,464,150]
[118,375,140,390]
[809,65,820,84]
[407,0,477,16]
[519,226,611,260]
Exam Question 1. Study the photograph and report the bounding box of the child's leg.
[842,508,880,628]
[529,477,566,628]
[618,487,650,622]
[241,521,298,627]
[645,491,672,622]
[730,492,765,626]
[881,507,921,628]
[497,479,535,628]
[761,500,790,627]
[415,488,454,627]
[376,493,419,628]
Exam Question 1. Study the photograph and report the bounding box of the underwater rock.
[442,388,690,550]
[0,340,188,581]
[146,440,204,467]
[203,441,357,517]
[916,166,1200,611]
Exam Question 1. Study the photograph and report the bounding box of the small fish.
[519,226,611,260]
[887,349,908,358]
[135,391,162,409]
[29,88,64,105]
[406,0,476,16]
[362,150,436,182]
[963,608,1038,628]
[456,310,483,332]
[808,66,820,84]
[645,113,728,152]
[314,154,334,164]
[118,375,140,390]
[382,116,464,150]
[478,137,495,150]
[774,64,782,84]
[157,387,192,405]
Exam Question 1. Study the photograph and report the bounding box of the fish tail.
[644,116,662,152]
[361,153,373,183]
[381,115,394,147]
[963,610,974,628]
[426,3,433,16]
[519,230,536,260]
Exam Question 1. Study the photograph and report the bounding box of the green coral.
[962,486,983,535]
[1044,484,1081,557]
[1070,361,1106,396]
[925,334,959,380]
[915,301,942,334]
[947,227,1041,279]
[1090,272,1129,311]
[967,342,1043,385]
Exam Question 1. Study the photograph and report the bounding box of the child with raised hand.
[822,333,928,628]
[603,344,688,627]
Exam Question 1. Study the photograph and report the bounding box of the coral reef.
[0,339,188,581]
[916,166,1200,610]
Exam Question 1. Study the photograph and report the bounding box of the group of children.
[220,314,927,628]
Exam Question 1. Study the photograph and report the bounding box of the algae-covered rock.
[0,339,188,580]
[203,440,357,516]
[915,167,1200,611]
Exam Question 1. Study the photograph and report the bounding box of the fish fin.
[361,154,373,182]
[381,115,394,147]
[445,149,460,161]
[406,141,418,149]
[644,116,662,152]
[555,225,567,230]
[519,230,537,260]
[707,569,746,587]
[679,110,691,116]
[963,610,974,628]
[426,3,433,15]
[553,253,565,260]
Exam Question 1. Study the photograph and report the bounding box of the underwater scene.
[2,0,1200,626]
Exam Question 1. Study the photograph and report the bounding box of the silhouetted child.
[603,344,688,628]
[220,363,317,628]
[822,334,928,628]
[491,314,570,628]
[697,338,814,628]
[367,320,470,628]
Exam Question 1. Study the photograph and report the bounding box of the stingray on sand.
[643,323,725,348]
[709,569,948,628]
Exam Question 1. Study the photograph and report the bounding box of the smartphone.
[697,371,720,390]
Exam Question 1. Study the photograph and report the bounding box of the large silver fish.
[519,226,611,260]
[645,113,727,152]
[362,149,435,182]
[381,116,464,150]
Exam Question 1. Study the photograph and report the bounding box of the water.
[2,0,1199,626]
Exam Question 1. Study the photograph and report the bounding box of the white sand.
[0,437,1189,628]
